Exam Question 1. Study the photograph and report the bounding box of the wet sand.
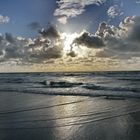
[0,92,140,140]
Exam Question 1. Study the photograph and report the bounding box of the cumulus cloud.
[39,25,60,39]
[96,22,115,37]
[0,33,32,62]
[54,0,106,24]
[72,32,105,48]
[29,44,62,63]
[1,16,140,65]
[0,25,63,64]
[28,38,63,63]
[94,16,140,59]
[107,5,124,19]
[5,33,16,43]
[0,15,10,24]
[66,16,140,60]
[128,16,140,41]
[27,25,62,63]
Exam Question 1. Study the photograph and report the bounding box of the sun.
[61,33,78,53]
[60,32,91,58]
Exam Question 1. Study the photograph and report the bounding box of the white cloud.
[0,15,10,24]
[57,16,67,24]
[107,5,124,19]
[54,0,106,24]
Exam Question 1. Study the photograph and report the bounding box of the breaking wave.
[0,71,140,99]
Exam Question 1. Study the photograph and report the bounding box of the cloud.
[0,15,10,24]
[54,0,106,24]
[5,33,16,43]
[96,22,115,37]
[67,50,77,57]
[107,5,124,19]
[1,16,140,66]
[27,22,41,30]
[127,16,140,41]
[28,38,63,63]
[66,16,140,60]
[29,45,62,63]
[94,16,140,59]
[39,25,60,39]
[72,32,105,48]
[0,25,63,64]
[0,50,5,59]
[0,33,32,62]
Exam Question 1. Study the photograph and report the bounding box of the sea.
[0,71,140,98]
[0,71,140,140]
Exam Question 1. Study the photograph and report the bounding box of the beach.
[0,91,140,140]
[0,0,140,139]
[0,72,140,140]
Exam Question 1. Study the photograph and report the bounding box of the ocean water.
[0,71,140,140]
[0,71,140,98]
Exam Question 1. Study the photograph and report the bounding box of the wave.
[83,84,140,93]
[0,86,140,99]
[118,78,140,81]
[39,80,83,88]
[0,72,140,99]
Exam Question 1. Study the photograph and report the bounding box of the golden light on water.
[53,96,84,139]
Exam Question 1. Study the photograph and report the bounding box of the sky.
[0,0,140,72]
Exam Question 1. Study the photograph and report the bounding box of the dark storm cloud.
[27,22,41,30]
[72,32,105,48]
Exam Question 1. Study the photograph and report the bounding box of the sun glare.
[61,33,78,53]
[61,32,91,58]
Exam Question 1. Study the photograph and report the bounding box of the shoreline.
[0,91,140,139]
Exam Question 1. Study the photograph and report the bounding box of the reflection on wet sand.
[51,96,137,140]
[0,92,140,140]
